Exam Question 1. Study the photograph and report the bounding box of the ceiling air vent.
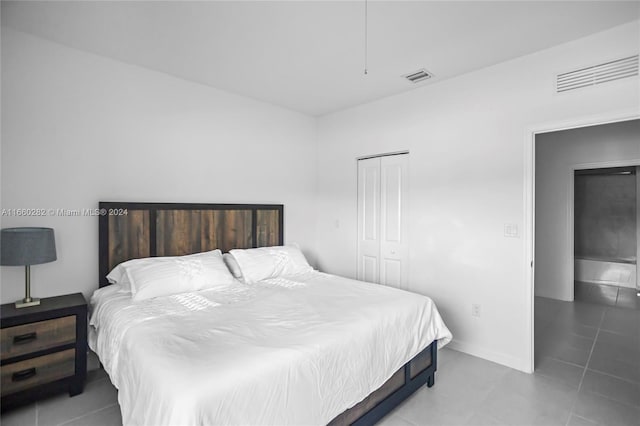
[557,55,638,93]
[403,68,433,84]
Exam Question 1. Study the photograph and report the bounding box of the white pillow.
[106,259,142,292]
[106,256,177,292]
[229,245,312,284]
[125,250,235,301]
[222,253,243,280]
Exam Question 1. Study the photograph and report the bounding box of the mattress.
[89,271,452,426]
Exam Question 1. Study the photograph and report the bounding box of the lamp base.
[15,298,40,308]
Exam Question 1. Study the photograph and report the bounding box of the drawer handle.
[12,368,37,382]
[13,332,37,345]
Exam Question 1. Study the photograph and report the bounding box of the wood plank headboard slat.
[98,202,284,287]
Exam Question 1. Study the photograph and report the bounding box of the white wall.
[535,120,640,300]
[2,20,639,373]
[0,29,318,303]
[316,21,639,371]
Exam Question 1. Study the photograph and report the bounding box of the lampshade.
[1,227,57,266]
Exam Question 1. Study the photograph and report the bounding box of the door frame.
[357,150,409,161]
[524,109,639,373]
[570,159,640,296]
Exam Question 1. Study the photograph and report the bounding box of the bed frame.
[98,201,438,425]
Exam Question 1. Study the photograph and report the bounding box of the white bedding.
[89,271,452,426]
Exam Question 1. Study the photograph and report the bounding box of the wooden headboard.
[98,202,284,287]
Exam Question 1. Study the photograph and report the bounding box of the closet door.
[357,157,381,284]
[380,154,409,288]
[357,154,409,289]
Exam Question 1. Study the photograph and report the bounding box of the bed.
[91,202,452,425]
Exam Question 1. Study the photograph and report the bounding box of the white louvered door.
[357,154,409,289]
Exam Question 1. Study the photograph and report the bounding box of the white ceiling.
[2,1,639,116]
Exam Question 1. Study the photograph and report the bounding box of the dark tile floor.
[575,281,640,310]
[534,296,640,426]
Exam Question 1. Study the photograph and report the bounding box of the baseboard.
[575,258,637,289]
[446,339,531,373]
[579,279,636,289]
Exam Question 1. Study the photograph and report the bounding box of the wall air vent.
[557,55,638,93]
[403,69,433,84]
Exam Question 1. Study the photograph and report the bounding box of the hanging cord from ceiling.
[364,0,368,75]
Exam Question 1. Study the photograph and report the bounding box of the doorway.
[532,118,640,374]
[574,166,639,309]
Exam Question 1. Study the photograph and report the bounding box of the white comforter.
[89,271,452,426]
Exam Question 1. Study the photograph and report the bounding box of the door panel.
[382,258,402,288]
[382,160,403,243]
[363,166,380,241]
[363,256,379,283]
[357,157,381,283]
[380,155,409,289]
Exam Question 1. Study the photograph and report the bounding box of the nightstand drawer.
[1,316,76,360]
[1,348,75,396]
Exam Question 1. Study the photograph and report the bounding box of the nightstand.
[1,293,87,411]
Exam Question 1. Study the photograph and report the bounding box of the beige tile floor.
[2,296,638,425]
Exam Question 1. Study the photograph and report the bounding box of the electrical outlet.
[471,304,481,317]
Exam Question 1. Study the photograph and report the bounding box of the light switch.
[504,224,519,238]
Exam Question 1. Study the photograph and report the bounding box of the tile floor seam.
[598,327,638,337]
[545,355,588,370]
[580,386,640,411]
[54,402,118,426]
[395,411,419,426]
[585,366,640,386]
[570,413,597,425]
[602,328,630,339]
[564,309,605,426]
[579,309,606,393]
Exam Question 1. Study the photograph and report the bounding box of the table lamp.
[1,227,57,308]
